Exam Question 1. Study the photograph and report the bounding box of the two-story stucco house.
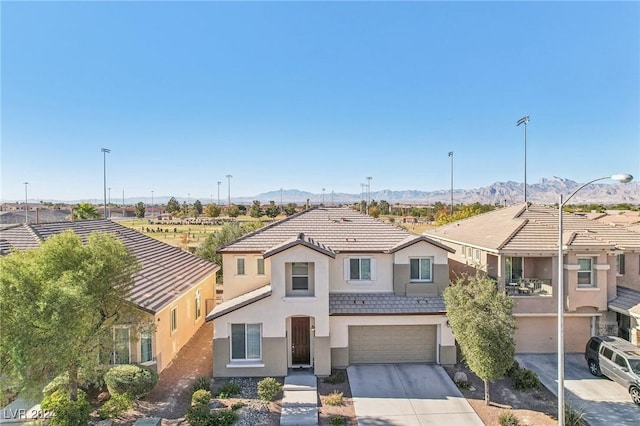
[0,220,219,373]
[205,207,456,377]
[423,203,640,352]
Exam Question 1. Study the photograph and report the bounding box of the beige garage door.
[515,317,592,353]
[349,325,437,364]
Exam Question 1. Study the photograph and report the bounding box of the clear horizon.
[2,2,639,202]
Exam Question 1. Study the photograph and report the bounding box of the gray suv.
[585,335,640,405]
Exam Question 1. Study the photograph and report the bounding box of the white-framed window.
[474,249,480,262]
[230,323,261,360]
[616,254,625,275]
[506,256,523,282]
[291,262,309,290]
[410,257,433,282]
[350,258,371,280]
[170,307,178,334]
[461,245,466,258]
[113,326,131,364]
[467,247,472,258]
[578,257,595,287]
[257,258,265,275]
[236,258,245,275]
[195,289,202,320]
[140,331,153,363]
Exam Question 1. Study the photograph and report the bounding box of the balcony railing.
[505,278,552,297]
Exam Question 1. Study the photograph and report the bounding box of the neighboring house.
[423,203,640,352]
[0,219,219,373]
[205,207,456,378]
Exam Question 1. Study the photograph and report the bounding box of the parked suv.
[585,335,640,405]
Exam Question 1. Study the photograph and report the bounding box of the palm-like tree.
[71,202,101,220]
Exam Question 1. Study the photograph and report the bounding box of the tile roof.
[219,207,451,254]
[205,285,272,321]
[329,292,446,315]
[263,233,336,259]
[424,203,640,252]
[609,286,640,316]
[0,220,219,314]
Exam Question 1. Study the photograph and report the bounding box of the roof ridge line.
[497,218,529,250]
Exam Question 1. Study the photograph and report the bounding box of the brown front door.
[291,317,310,365]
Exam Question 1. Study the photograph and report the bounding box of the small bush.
[510,368,540,390]
[231,401,244,411]
[323,370,346,384]
[98,393,134,419]
[185,403,211,426]
[214,381,241,398]
[192,376,211,393]
[330,415,346,426]
[565,404,586,426]
[40,389,91,426]
[257,377,281,401]
[43,367,107,397]
[455,380,472,389]
[191,389,211,406]
[212,409,238,425]
[499,410,520,426]
[325,390,343,406]
[104,364,158,400]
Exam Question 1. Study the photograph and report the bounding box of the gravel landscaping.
[210,377,282,426]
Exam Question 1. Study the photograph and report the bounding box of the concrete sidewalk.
[279,372,318,426]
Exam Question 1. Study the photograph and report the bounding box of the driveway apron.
[517,353,639,426]
[348,364,483,426]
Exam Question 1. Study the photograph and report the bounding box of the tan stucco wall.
[328,253,393,292]
[439,345,456,365]
[616,252,640,292]
[565,252,609,312]
[222,253,271,300]
[213,337,288,377]
[330,347,349,369]
[392,242,450,296]
[154,272,216,372]
[313,336,331,376]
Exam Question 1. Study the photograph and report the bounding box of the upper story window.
[257,258,265,275]
[195,289,202,320]
[616,254,625,275]
[291,262,309,290]
[236,258,245,275]
[505,256,523,282]
[410,257,433,282]
[577,257,595,287]
[350,258,371,280]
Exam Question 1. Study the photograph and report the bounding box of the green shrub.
[330,415,346,426]
[323,370,346,384]
[231,401,244,411]
[43,367,107,397]
[454,380,472,389]
[510,368,540,390]
[192,376,211,393]
[214,381,241,398]
[565,404,586,426]
[185,403,211,426]
[212,409,238,425]
[191,389,211,406]
[325,390,343,406]
[257,377,281,401]
[104,364,158,400]
[40,389,91,426]
[98,392,134,419]
[499,410,520,426]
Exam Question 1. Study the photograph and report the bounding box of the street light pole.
[366,176,372,214]
[517,116,529,204]
[226,175,232,207]
[101,148,110,219]
[556,172,633,426]
[448,151,454,215]
[322,188,325,206]
[151,190,154,218]
[360,183,365,213]
[23,182,29,224]
[108,187,111,218]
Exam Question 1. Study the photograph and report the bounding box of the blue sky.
[2,1,639,203]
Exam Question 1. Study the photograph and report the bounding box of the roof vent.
[298,232,305,240]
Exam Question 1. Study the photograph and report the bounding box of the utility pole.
[449,151,454,215]
[322,188,325,206]
[108,187,111,218]
[151,190,154,218]
[517,116,530,204]
[23,182,29,223]
[360,183,366,213]
[122,189,125,217]
[217,181,222,205]
[101,148,110,219]
[226,175,232,207]
[366,176,372,214]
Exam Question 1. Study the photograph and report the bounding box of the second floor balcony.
[505,278,553,297]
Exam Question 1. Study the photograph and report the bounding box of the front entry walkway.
[348,364,484,426]
[280,371,318,425]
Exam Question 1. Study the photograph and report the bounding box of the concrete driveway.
[517,353,639,426]
[347,364,483,426]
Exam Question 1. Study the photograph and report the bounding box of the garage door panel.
[349,325,436,364]
[515,317,591,353]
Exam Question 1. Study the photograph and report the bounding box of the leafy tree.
[193,200,203,216]
[166,197,180,214]
[379,200,390,215]
[369,206,380,218]
[284,203,297,216]
[204,204,221,218]
[196,221,263,280]
[227,204,240,218]
[443,273,516,405]
[436,203,495,225]
[135,202,146,218]
[249,200,263,218]
[265,201,280,218]
[71,202,101,220]
[0,231,141,401]
[181,202,189,216]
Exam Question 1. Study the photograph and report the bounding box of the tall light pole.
[108,187,111,218]
[448,151,454,215]
[517,116,529,204]
[226,175,232,207]
[360,183,366,213]
[217,181,222,205]
[322,188,325,206]
[23,182,29,223]
[151,190,154,218]
[122,189,125,217]
[101,148,110,219]
[280,188,283,211]
[366,176,372,214]
[556,172,633,426]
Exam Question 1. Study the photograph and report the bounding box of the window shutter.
[344,258,350,280]
[370,258,377,280]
